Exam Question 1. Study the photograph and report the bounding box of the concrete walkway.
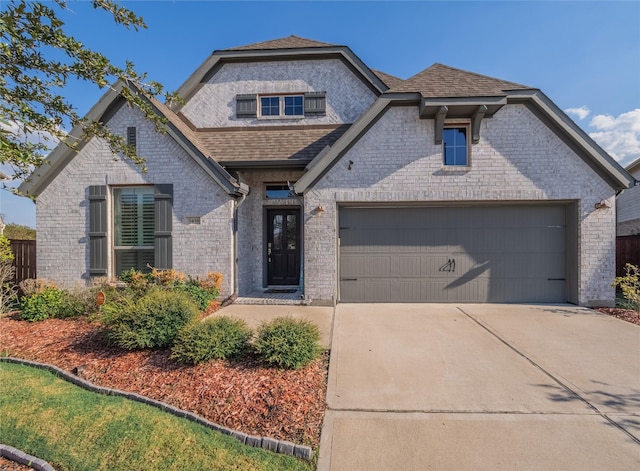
[318,304,640,470]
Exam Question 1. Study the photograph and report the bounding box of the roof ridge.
[224,35,337,51]
[426,63,528,89]
[387,62,532,97]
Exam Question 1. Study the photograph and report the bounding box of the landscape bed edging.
[0,357,313,461]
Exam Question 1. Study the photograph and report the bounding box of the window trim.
[442,122,471,168]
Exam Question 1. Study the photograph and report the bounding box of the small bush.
[106,289,199,350]
[18,278,57,297]
[171,316,252,365]
[20,287,88,321]
[20,288,65,321]
[0,235,13,263]
[613,263,640,311]
[1,262,18,315]
[254,317,322,370]
[173,277,219,311]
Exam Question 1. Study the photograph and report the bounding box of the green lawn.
[0,362,314,471]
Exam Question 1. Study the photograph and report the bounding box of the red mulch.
[0,457,31,471]
[594,307,640,326]
[0,315,328,448]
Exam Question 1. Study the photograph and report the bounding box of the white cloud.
[587,109,640,167]
[565,106,591,121]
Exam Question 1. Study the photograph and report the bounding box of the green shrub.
[613,263,640,311]
[173,277,219,311]
[0,235,13,263]
[171,316,252,365]
[20,288,65,321]
[106,289,199,350]
[254,317,322,370]
[20,287,87,321]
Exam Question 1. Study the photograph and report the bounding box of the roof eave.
[220,160,310,170]
[507,90,635,191]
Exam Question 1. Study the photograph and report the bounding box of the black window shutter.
[236,94,257,117]
[304,92,326,116]
[154,184,173,269]
[88,185,108,276]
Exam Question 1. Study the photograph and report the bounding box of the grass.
[0,362,314,471]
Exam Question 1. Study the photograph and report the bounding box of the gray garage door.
[339,205,568,303]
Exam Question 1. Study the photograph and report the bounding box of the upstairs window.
[260,95,304,117]
[236,92,326,119]
[443,127,469,166]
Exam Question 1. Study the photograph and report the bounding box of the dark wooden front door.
[267,209,301,285]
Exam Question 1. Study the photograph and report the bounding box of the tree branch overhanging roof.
[18,80,248,198]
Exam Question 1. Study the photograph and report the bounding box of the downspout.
[232,189,248,299]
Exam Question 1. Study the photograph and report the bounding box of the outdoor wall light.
[594,200,611,210]
[316,205,325,212]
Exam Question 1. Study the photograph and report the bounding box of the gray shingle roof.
[226,35,336,51]
[388,63,531,97]
[194,125,350,163]
[371,69,404,89]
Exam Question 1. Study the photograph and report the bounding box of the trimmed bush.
[106,289,199,350]
[173,277,219,311]
[254,317,322,370]
[171,316,252,365]
[20,288,65,321]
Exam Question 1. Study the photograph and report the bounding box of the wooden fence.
[10,239,36,285]
[616,235,640,277]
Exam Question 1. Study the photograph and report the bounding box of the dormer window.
[236,92,326,118]
[260,95,304,117]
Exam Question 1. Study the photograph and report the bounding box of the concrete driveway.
[318,304,640,470]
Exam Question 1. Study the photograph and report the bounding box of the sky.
[2,0,639,228]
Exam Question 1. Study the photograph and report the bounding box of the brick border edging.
[0,357,313,461]
[0,444,55,471]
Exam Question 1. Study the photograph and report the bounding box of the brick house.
[20,36,635,307]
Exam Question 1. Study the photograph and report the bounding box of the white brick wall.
[303,104,617,306]
[181,59,377,128]
[37,105,236,296]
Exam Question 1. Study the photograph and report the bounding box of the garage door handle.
[341,278,358,281]
[548,278,565,281]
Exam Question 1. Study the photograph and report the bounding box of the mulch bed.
[594,307,640,326]
[0,314,328,448]
[0,457,32,471]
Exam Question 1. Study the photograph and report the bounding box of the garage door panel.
[339,205,568,303]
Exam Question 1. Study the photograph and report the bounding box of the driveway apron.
[318,304,640,470]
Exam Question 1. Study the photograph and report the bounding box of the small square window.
[443,127,468,166]
[260,97,280,116]
[284,96,303,116]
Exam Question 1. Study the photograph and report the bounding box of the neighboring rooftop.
[388,63,531,98]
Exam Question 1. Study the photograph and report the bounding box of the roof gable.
[388,63,530,98]
[173,37,390,107]
[19,81,247,197]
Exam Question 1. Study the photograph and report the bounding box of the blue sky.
[2,0,639,228]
